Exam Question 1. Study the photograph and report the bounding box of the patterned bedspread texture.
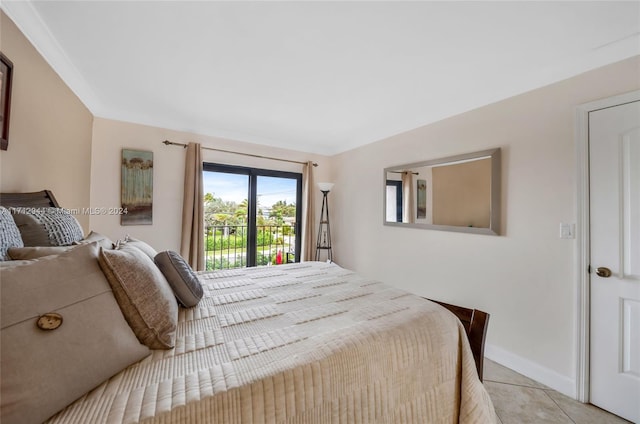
[49,262,495,423]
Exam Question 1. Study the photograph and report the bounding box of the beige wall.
[331,56,640,395]
[0,12,93,229]
[89,118,330,252]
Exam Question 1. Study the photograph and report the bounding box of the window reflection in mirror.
[383,148,500,235]
[385,180,402,222]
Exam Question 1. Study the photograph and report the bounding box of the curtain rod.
[162,140,318,167]
[388,171,419,175]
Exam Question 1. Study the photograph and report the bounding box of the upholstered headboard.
[0,190,60,208]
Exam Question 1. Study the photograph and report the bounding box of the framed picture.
[417,179,427,219]
[0,53,14,151]
[121,149,153,225]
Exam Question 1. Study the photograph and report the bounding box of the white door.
[590,100,640,423]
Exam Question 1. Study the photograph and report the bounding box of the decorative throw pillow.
[98,244,178,349]
[8,245,75,260]
[0,243,150,424]
[0,259,35,268]
[123,236,157,261]
[111,235,157,260]
[0,206,23,260]
[73,230,115,250]
[10,207,84,246]
[154,250,204,307]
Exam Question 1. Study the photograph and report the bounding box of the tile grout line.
[484,378,548,391]
[484,361,632,424]
[542,389,577,424]
[485,380,577,424]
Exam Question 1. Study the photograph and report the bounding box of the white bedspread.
[49,262,495,423]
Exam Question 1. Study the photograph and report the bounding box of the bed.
[1,190,496,423]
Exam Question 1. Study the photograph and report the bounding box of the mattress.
[48,262,495,423]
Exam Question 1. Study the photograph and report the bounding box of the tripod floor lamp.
[315,182,334,262]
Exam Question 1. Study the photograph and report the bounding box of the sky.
[203,171,297,210]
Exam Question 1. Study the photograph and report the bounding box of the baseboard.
[485,343,577,399]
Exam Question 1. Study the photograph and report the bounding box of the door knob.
[595,267,612,278]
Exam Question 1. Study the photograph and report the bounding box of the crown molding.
[1,1,103,115]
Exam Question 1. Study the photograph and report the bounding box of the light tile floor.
[484,359,632,424]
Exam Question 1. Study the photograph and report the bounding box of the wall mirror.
[383,148,501,235]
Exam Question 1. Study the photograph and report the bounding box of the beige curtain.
[302,161,315,261]
[180,142,205,271]
[401,171,415,224]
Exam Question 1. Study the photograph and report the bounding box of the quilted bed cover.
[48,262,495,423]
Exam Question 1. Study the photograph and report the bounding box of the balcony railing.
[205,224,296,271]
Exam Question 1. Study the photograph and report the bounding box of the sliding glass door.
[203,163,302,270]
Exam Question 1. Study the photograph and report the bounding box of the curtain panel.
[302,161,315,261]
[401,171,415,224]
[180,142,205,271]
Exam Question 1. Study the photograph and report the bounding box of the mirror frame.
[383,147,501,235]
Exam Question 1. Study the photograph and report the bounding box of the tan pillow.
[8,245,75,260]
[0,243,150,424]
[125,236,157,261]
[0,259,37,268]
[73,230,114,250]
[98,244,178,349]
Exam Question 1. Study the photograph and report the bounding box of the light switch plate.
[560,223,575,239]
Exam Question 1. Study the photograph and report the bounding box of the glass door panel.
[256,175,299,265]
[203,164,302,270]
[202,171,249,270]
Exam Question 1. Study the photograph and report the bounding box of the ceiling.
[2,1,639,155]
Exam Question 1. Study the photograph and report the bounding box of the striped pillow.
[0,207,23,260]
[10,207,83,246]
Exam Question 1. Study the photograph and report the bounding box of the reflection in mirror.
[383,148,500,235]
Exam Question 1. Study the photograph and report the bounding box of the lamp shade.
[317,182,334,192]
